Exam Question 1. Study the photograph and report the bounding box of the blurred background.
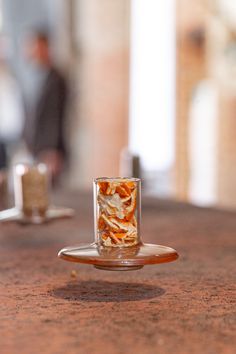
[1,0,236,209]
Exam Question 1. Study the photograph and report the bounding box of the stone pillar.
[175,0,206,200]
[207,8,236,208]
[70,0,130,189]
[217,93,236,208]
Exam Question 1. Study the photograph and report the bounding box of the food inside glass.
[94,177,141,247]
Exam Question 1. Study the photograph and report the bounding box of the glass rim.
[14,162,48,168]
[14,162,49,175]
[93,177,141,183]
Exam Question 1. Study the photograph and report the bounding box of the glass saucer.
[0,206,75,224]
[58,243,179,271]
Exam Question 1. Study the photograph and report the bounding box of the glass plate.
[58,242,179,271]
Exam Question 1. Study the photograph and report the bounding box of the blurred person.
[0,35,23,202]
[0,35,23,165]
[23,29,68,181]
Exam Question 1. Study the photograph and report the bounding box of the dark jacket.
[24,67,67,157]
[0,143,7,169]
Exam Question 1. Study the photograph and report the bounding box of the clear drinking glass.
[93,177,141,247]
[14,163,49,223]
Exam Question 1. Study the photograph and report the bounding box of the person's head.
[26,30,51,67]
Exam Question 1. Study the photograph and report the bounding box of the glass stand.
[58,242,179,271]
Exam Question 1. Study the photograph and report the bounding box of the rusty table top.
[0,192,235,354]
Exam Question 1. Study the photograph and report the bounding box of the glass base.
[94,265,144,271]
[58,242,179,271]
[21,213,47,224]
[0,206,75,224]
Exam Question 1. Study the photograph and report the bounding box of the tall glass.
[93,177,141,247]
[14,163,49,223]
